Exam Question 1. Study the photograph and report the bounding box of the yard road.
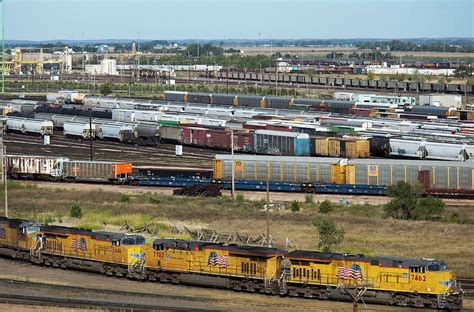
[30,180,474,206]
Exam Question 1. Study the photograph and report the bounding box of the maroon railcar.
[243,123,291,132]
[349,108,372,117]
[233,130,254,152]
[182,126,231,150]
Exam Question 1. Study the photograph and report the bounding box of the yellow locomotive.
[285,250,462,309]
[0,218,464,310]
[0,217,145,274]
[143,239,283,293]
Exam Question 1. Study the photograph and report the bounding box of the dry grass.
[3,182,474,278]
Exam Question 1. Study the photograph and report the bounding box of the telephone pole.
[230,130,235,198]
[1,0,5,94]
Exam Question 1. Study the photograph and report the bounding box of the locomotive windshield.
[427,262,447,271]
[122,235,145,245]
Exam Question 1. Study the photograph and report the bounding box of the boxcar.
[254,130,310,156]
[236,95,264,108]
[164,91,188,102]
[265,96,292,109]
[187,92,211,104]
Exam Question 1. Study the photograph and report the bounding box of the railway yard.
[0,82,473,310]
[0,0,474,312]
[0,13,473,309]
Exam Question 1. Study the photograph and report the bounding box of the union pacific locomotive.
[0,217,463,310]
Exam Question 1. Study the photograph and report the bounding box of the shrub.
[43,216,55,224]
[313,217,345,252]
[304,195,314,204]
[413,196,445,220]
[448,212,462,224]
[290,200,301,212]
[119,195,131,203]
[99,82,113,95]
[148,196,160,204]
[319,200,334,214]
[384,181,420,220]
[70,203,82,219]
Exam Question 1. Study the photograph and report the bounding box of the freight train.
[0,217,463,310]
[6,113,474,161]
[6,155,474,197]
[208,71,474,95]
[164,91,474,121]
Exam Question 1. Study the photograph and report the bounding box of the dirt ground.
[30,181,474,206]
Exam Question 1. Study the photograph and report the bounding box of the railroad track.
[4,132,215,168]
[0,278,219,311]
[459,278,474,297]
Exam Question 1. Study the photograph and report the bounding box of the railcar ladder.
[128,254,145,274]
[30,235,45,259]
[277,267,290,294]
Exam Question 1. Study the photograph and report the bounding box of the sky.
[3,0,473,41]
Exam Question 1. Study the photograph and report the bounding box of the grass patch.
[4,183,474,278]
[119,194,132,203]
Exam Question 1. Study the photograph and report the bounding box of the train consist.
[3,95,474,161]
[0,217,463,310]
[209,71,473,95]
[6,154,474,197]
[213,155,474,196]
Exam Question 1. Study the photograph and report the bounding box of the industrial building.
[419,94,463,108]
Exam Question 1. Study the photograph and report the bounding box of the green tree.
[313,218,345,252]
[290,200,301,212]
[318,200,334,214]
[99,82,113,95]
[454,65,473,79]
[384,181,420,220]
[413,196,445,220]
[69,203,82,219]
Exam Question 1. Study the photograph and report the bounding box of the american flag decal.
[72,237,87,251]
[0,227,6,239]
[337,264,363,280]
[207,251,228,268]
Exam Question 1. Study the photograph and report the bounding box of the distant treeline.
[355,39,474,53]
[10,38,473,54]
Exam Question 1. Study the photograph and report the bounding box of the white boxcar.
[6,155,67,178]
[63,120,96,139]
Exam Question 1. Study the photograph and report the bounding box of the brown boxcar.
[233,130,254,152]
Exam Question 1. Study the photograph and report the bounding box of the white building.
[85,59,118,75]
[419,94,463,108]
